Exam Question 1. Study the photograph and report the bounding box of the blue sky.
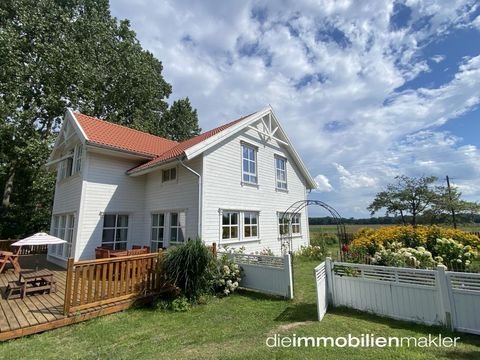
[110,0,480,218]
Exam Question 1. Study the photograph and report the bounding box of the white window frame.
[58,144,83,181]
[243,211,259,239]
[169,212,185,245]
[64,214,75,258]
[151,213,166,251]
[275,155,288,190]
[222,211,240,241]
[162,167,177,183]
[50,213,75,259]
[74,144,83,174]
[241,143,258,184]
[102,214,129,250]
[278,212,301,236]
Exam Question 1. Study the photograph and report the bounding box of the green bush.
[310,232,337,247]
[162,239,213,300]
[156,296,191,312]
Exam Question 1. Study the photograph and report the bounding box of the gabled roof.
[59,107,316,189]
[126,113,254,174]
[74,112,178,158]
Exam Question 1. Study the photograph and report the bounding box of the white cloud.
[314,174,334,192]
[333,163,377,189]
[109,0,480,216]
[431,54,445,63]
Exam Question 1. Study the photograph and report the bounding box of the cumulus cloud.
[314,174,334,192]
[109,0,480,216]
[334,163,377,189]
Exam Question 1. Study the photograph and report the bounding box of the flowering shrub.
[296,244,326,260]
[434,237,475,271]
[371,242,436,269]
[210,254,243,296]
[351,225,480,255]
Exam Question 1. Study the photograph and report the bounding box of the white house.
[46,106,317,267]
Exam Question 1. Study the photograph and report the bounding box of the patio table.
[19,270,56,299]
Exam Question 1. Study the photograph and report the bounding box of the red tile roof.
[73,111,256,174]
[74,113,178,157]
[127,112,255,174]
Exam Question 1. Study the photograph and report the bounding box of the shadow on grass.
[329,307,480,348]
[274,302,317,322]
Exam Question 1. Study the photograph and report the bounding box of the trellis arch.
[279,200,347,255]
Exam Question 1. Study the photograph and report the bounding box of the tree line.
[310,175,480,227]
[0,0,201,238]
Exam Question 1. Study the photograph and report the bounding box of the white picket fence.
[315,258,480,335]
[222,253,293,299]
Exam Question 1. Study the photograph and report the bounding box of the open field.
[1,258,479,359]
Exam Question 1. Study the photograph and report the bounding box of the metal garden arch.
[279,200,347,255]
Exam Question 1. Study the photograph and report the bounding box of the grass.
[1,259,479,359]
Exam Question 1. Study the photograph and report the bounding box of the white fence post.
[325,257,334,305]
[437,265,454,330]
[286,254,294,299]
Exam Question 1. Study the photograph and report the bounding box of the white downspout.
[179,159,202,238]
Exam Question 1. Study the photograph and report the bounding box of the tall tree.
[162,98,201,141]
[0,0,200,237]
[368,175,480,226]
[368,175,439,226]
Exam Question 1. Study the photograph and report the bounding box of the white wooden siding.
[202,123,309,255]
[144,157,201,243]
[75,151,146,260]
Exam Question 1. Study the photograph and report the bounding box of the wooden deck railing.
[64,252,164,315]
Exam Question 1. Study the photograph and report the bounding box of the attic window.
[162,167,177,182]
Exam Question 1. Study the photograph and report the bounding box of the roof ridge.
[73,112,178,145]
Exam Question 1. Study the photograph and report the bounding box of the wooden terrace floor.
[0,255,133,341]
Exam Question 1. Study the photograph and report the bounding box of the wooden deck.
[0,255,136,342]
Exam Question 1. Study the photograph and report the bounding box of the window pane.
[104,215,116,228]
[171,229,178,242]
[116,229,128,242]
[117,215,128,228]
[222,227,230,239]
[222,213,229,225]
[162,170,169,182]
[102,229,115,243]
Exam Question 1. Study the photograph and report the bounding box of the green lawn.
[1,259,479,359]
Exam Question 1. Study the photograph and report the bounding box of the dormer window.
[58,144,83,181]
[162,167,177,182]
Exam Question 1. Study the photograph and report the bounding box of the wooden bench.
[5,281,23,299]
